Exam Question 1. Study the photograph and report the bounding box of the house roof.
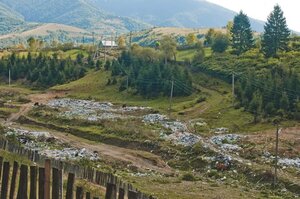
[101,40,118,47]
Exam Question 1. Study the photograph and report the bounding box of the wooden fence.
[0,139,154,199]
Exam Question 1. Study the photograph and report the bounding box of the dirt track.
[4,90,173,174]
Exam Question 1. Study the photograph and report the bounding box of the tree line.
[106,45,193,98]
[0,53,87,87]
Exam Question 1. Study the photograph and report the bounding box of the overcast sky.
[206,0,300,32]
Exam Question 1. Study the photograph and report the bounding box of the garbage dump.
[143,114,201,146]
[47,98,149,121]
[210,134,242,152]
[5,128,99,161]
[212,155,233,171]
[278,158,300,169]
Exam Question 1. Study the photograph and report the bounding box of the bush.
[181,172,196,181]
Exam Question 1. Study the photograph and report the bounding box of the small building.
[100,40,118,48]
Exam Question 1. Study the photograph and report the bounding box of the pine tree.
[262,5,290,57]
[249,91,262,123]
[231,11,254,55]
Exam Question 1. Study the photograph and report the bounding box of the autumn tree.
[186,33,197,46]
[118,36,126,49]
[160,36,177,64]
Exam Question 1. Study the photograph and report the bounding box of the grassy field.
[52,69,299,134]
[177,48,212,62]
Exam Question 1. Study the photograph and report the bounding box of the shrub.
[181,172,196,181]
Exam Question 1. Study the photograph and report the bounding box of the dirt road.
[5,91,65,124]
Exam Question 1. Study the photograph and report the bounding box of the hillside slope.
[92,0,265,32]
[0,3,26,34]
[0,0,151,33]
[0,23,89,40]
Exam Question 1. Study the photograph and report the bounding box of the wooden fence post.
[44,159,51,199]
[52,168,60,199]
[17,164,28,199]
[128,190,138,199]
[76,187,84,199]
[38,168,45,199]
[9,161,19,199]
[118,188,125,199]
[66,173,75,199]
[0,156,3,180]
[1,162,10,199]
[86,192,91,199]
[30,166,37,199]
[105,183,117,199]
[59,162,63,199]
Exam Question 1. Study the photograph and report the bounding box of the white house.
[100,40,118,48]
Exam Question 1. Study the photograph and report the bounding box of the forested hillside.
[0,0,150,34]
[0,3,26,34]
[92,0,265,32]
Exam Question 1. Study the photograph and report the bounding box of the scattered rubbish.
[5,128,99,161]
[142,114,168,124]
[144,114,201,146]
[47,98,149,121]
[210,134,242,152]
[212,155,232,171]
[212,128,229,134]
[278,158,300,169]
[163,132,201,146]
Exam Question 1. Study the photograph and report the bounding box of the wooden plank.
[17,164,28,199]
[66,173,75,199]
[44,159,51,199]
[105,183,117,199]
[38,168,45,199]
[52,168,60,199]
[128,190,138,199]
[1,162,10,199]
[30,166,37,199]
[9,161,19,199]
[75,187,83,199]
[86,192,91,199]
[118,188,125,199]
[0,156,3,180]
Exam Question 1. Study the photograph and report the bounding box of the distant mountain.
[0,2,26,34]
[92,0,265,32]
[0,0,151,34]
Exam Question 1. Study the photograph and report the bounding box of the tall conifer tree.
[231,11,254,55]
[262,5,290,57]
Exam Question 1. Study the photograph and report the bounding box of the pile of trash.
[143,114,201,146]
[142,114,168,124]
[5,128,99,161]
[278,158,300,169]
[210,134,242,152]
[211,127,229,134]
[212,155,233,171]
[39,148,99,161]
[47,98,148,121]
[163,132,201,146]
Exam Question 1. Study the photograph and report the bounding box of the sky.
[206,0,300,32]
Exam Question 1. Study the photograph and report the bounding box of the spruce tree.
[262,5,290,57]
[231,11,254,55]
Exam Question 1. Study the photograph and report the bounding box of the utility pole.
[274,125,281,186]
[8,68,11,87]
[129,31,132,47]
[232,72,235,105]
[126,76,129,93]
[169,80,174,116]
[92,32,95,46]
